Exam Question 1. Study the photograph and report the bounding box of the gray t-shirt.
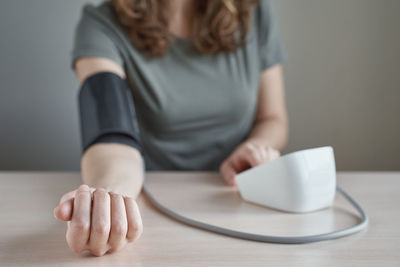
[72,0,286,171]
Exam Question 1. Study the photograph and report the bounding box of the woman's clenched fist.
[220,141,280,186]
[53,185,142,256]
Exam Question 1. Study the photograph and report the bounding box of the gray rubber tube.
[143,184,368,244]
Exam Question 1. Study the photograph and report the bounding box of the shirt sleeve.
[71,5,124,70]
[256,0,287,71]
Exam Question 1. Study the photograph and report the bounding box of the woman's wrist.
[244,137,274,150]
[81,143,144,198]
[246,116,288,151]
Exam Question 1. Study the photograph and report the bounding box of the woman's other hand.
[219,141,280,186]
[53,184,143,256]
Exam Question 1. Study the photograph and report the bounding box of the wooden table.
[0,171,399,266]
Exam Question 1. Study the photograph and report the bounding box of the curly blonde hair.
[111,0,259,57]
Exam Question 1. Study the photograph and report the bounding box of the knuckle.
[254,146,263,154]
[66,237,85,254]
[109,245,123,253]
[254,153,263,163]
[70,220,90,233]
[127,222,143,242]
[93,223,110,236]
[249,155,262,166]
[109,239,127,253]
[248,151,258,159]
[126,235,135,242]
[134,221,143,235]
[250,149,259,157]
[249,149,258,157]
[91,248,107,257]
[70,245,84,254]
[112,223,127,236]
[243,143,253,151]
[244,142,253,148]
[245,142,257,150]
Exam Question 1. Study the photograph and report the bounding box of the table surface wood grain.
[0,171,399,266]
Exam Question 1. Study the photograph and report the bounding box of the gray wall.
[0,0,399,171]
[274,0,400,170]
[0,0,102,170]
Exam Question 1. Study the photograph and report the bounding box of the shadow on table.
[1,222,95,265]
[1,219,139,265]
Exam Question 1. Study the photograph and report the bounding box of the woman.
[54,0,288,256]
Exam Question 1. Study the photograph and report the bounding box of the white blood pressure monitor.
[236,146,336,213]
[144,146,368,244]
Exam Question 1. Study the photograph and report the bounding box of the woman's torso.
[72,0,285,170]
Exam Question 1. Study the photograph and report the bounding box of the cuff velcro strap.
[78,72,142,154]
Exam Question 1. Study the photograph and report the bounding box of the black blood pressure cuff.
[78,72,142,154]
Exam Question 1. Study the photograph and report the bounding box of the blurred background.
[0,0,399,171]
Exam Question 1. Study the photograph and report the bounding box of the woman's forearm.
[245,65,288,152]
[247,116,289,151]
[80,143,144,198]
